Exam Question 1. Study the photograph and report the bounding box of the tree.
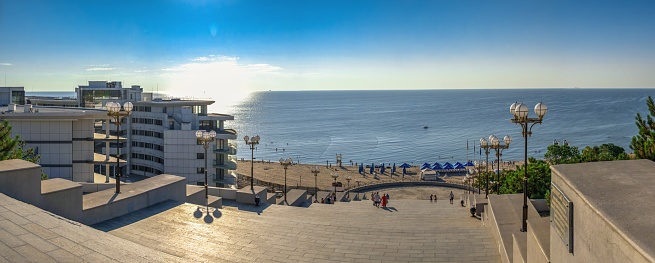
[544,144,580,164]
[581,143,629,162]
[631,96,655,161]
[499,158,551,200]
[0,120,47,180]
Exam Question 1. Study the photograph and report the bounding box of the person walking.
[449,191,454,205]
[430,195,433,201]
[374,192,381,208]
[381,193,387,208]
[435,194,438,203]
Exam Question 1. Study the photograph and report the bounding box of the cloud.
[86,67,115,71]
[0,63,12,66]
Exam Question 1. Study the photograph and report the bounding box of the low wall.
[350,181,470,194]
[81,174,186,225]
[80,182,116,193]
[207,187,237,200]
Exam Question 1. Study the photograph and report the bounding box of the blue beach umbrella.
[454,163,466,169]
[370,163,374,174]
[464,161,474,167]
[432,162,443,170]
[392,163,396,174]
[380,164,385,174]
[421,163,431,170]
[359,163,364,174]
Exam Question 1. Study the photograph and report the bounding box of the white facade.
[128,99,237,187]
[0,106,110,182]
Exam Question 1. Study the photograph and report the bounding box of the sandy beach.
[234,160,521,197]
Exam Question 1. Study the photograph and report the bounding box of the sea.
[28,89,655,166]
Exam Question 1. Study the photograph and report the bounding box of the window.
[197,167,204,174]
[155,120,163,126]
[197,153,204,159]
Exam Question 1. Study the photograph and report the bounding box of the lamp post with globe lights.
[310,166,321,202]
[244,135,260,190]
[279,158,293,204]
[345,175,352,199]
[331,172,339,194]
[105,101,133,194]
[488,135,511,194]
[510,102,547,232]
[479,138,492,199]
[196,130,216,204]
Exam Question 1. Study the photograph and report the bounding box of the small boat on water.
[423,126,429,129]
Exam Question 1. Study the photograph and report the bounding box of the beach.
[234,160,521,197]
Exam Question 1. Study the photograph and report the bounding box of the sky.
[1,0,655,93]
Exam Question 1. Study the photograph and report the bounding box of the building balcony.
[213,173,236,185]
[213,159,237,170]
[213,143,237,155]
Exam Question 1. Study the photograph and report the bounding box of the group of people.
[320,192,338,204]
[371,192,390,208]
[429,191,456,205]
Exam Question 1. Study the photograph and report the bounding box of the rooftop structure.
[0,86,25,106]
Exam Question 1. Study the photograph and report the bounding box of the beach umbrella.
[454,162,463,167]
[432,162,443,170]
[380,164,385,174]
[464,161,474,167]
[454,163,466,169]
[359,163,364,174]
[399,163,411,168]
[392,163,396,174]
[442,162,454,169]
[421,163,431,170]
[370,163,374,174]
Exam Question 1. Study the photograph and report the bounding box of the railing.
[213,143,237,155]
[213,159,237,170]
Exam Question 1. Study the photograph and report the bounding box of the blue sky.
[1,0,655,92]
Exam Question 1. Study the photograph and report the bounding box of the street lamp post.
[279,158,293,204]
[106,102,133,194]
[510,102,547,232]
[331,172,339,194]
[346,175,352,199]
[310,166,320,202]
[244,135,260,190]
[479,138,491,199]
[196,130,216,203]
[489,135,511,194]
[480,135,511,197]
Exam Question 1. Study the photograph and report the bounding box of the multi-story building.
[0,104,118,182]
[1,81,237,187]
[74,81,238,188]
[128,99,237,187]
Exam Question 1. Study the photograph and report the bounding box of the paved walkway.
[0,193,180,262]
[94,199,500,262]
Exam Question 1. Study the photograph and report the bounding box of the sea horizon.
[27,88,655,166]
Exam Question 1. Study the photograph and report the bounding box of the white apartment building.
[0,104,117,182]
[128,99,237,187]
[75,81,238,188]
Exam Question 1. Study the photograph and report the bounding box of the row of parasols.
[357,161,475,175]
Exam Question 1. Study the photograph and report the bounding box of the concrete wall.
[550,171,651,263]
[81,174,186,225]
[80,182,115,193]
[207,187,237,200]
[527,218,550,263]
[0,159,42,205]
